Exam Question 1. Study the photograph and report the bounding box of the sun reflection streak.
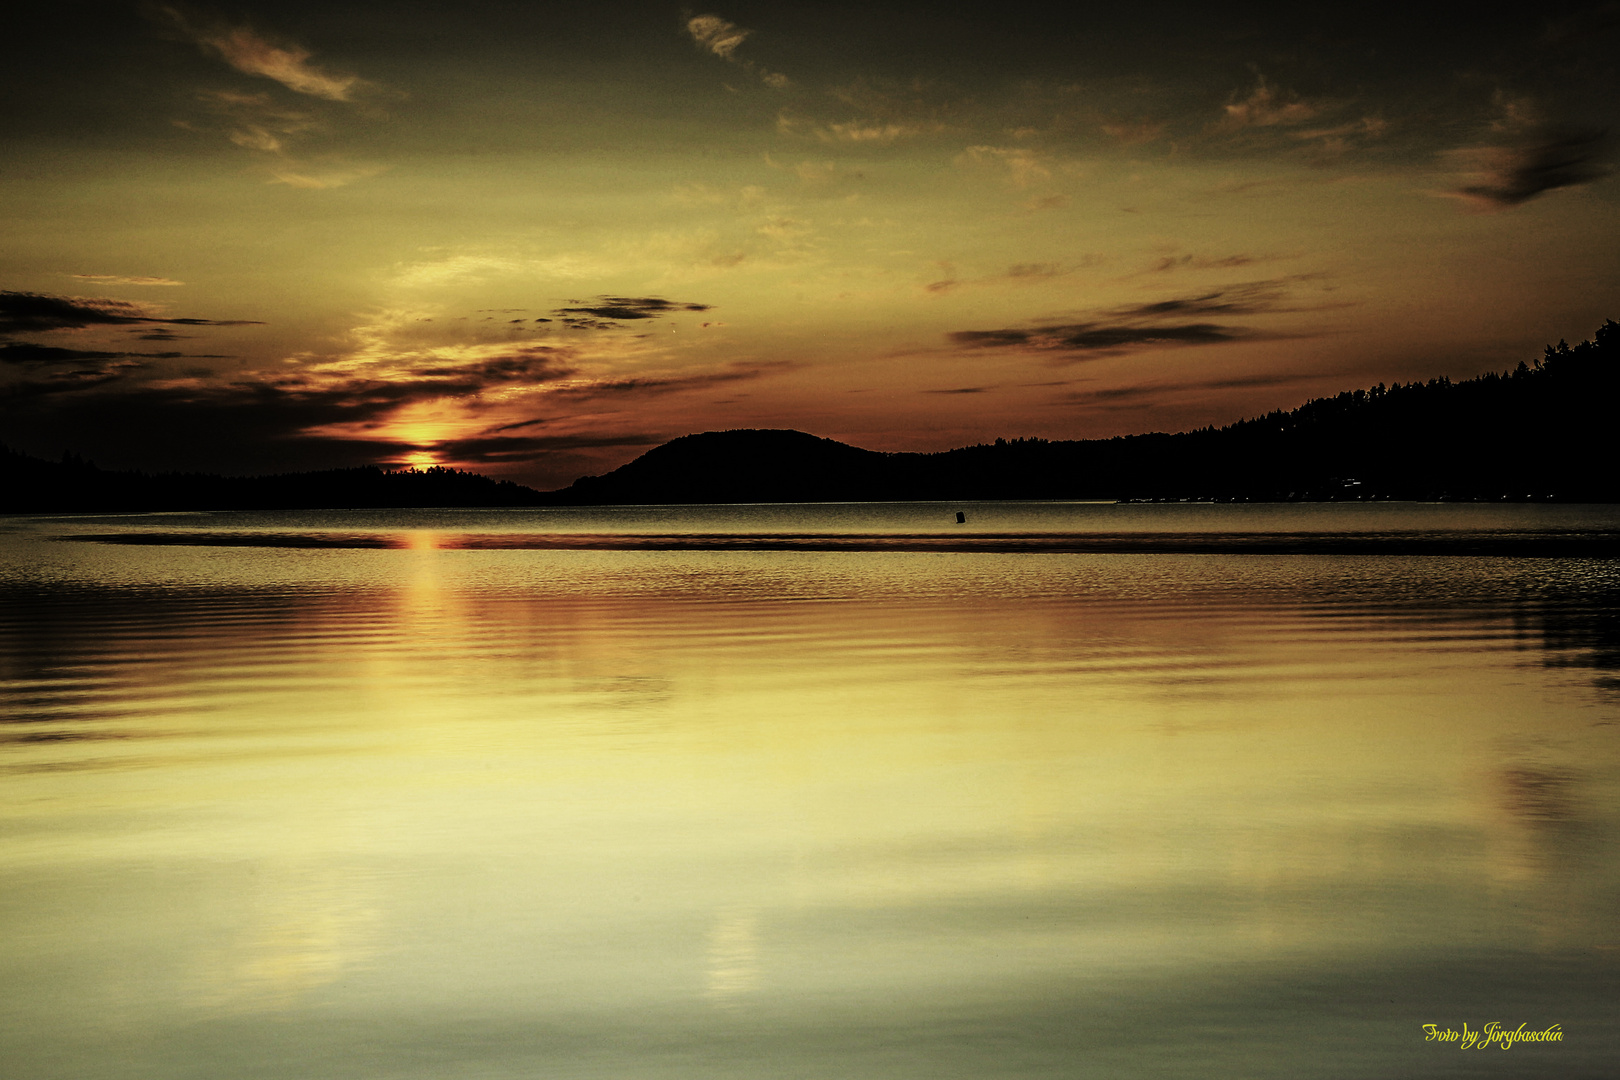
[703,907,761,1004]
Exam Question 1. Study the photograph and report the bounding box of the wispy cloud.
[923,259,1095,295]
[0,343,169,399]
[1107,280,1301,318]
[188,88,321,155]
[157,6,363,101]
[1100,119,1165,145]
[0,343,183,365]
[434,430,664,466]
[551,296,713,330]
[69,274,185,287]
[267,164,388,190]
[776,111,939,144]
[1446,127,1609,209]
[542,362,785,401]
[948,279,1331,358]
[0,291,261,334]
[774,76,956,145]
[151,8,388,188]
[1216,74,1318,131]
[685,13,788,88]
[1057,371,1316,410]
[952,323,1238,354]
[956,145,1054,189]
[1147,254,1259,274]
[687,14,751,60]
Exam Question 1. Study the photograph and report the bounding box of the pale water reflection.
[1,505,1617,1079]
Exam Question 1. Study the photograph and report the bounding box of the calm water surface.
[2,503,1617,1079]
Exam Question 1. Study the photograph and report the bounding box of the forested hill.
[547,320,1620,504]
[4,320,1617,511]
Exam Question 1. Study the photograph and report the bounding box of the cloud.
[267,164,388,189]
[69,275,185,287]
[0,291,262,333]
[1447,127,1609,209]
[686,14,750,59]
[384,347,578,393]
[1149,254,1258,273]
[7,341,575,430]
[956,145,1053,189]
[775,78,954,145]
[1100,120,1165,145]
[1216,75,1317,131]
[392,255,526,289]
[952,323,1238,354]
[191,88,322,151]
[158,6,362,101]
[152,12,388,188]
[0,343,160,398]
[818,122,915,144]
[946,279,1330,358]
[1108,280,1299,318]
[1007,263,1065,280]
[543,362,788,402]
[0,366,146,401]
[685,13,788,88]
[920,259,1099,296]
[1059,371,1316,409]
[434,431,663,466]
[1,343,168,364]
[551,296,713,329]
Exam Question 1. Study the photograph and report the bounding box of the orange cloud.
[158,6,363,101]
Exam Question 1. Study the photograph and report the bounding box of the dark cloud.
[2,369,141,401]
[949,278,1335,357]
[1114,286,1287,319]
[1,343,137,364]
[1151,254,1257,273]
[1112,277,1335,318]
[1006,263,1063,279]
[922,385,994,394]
[951,323,1238,353]
[434,431,663,465]
[0,342,210,365]
[546,363,777,401]
[0,344,579,471]
[1452,127,1609,208]
[552,296,713,326]
[402,348,576,389]
[1199,373,1312,390]
[484,416,550,435]
[0,341,169,398]
[0,290,262,333]
[1057,371,1316,408]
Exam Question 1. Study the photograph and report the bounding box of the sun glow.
[403,447,441,470]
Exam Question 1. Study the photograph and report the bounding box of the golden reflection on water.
[187,859,381,1013]
[1,516,1618,1078]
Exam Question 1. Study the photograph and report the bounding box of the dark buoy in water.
[955,511,966,524]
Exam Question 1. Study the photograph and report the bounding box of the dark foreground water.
[2,503,1617,1079]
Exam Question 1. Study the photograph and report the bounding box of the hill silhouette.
[544,319,1620,504]
[5,319,1617,511]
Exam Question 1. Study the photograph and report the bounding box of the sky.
[3,1,1618,489]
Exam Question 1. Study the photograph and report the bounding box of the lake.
[2,502,1617,1079]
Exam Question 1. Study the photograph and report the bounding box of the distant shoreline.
[7,319,1617,511]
